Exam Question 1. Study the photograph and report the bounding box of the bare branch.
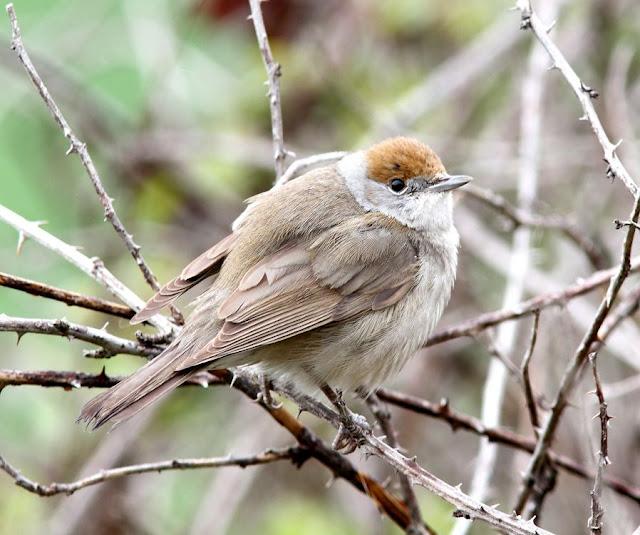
[521,311,541,434]
[247,0,290,179]
[4,3,183,326]
[514,195,640,513]
[376,389,640,505]
[0,315,160,358]
[0,447,305,497]
[0,369,223,389]
[426,255,640,347]
[516,0,639,197]
[366,395,432,535]
[0,272,134,319]
[0,203,174,334]
[587,353,611,535]
[276,151,347,188]
[465,185,608,269]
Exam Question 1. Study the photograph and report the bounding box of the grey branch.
[0,447,305,497]
[426,255,640,346]
[464,185,608,269]
[248,0,290,179]
[0,315,161,358]
[514,195,640,514]
[366,394,432,535]
[0,203,175,334]
[587,353,611,535]
[0,272,134,319]
[521,311,541,434]
[5,3,183,326]
[516,0,639,197]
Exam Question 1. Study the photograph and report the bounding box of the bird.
[79,137,471,430]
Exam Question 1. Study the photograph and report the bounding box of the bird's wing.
[175,216,419,370]
[131,233,238,324]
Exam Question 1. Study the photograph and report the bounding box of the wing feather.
[131,233,237,324]
[175,216,419,371]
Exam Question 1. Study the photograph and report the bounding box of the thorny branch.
[247,0,291,180]
[587,353,611,535]
[5,3,183,326]
[0,315,161,359]
[366,394,432,535]
[0,272,134,320]
[516,0,639,197]
[0,447,305,497]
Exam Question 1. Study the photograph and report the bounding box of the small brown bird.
[79,137,470,429]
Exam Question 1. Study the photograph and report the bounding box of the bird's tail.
[78,343,197,430]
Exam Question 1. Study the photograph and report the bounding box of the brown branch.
[588,353,611,535]
[366,394,433,535]
[0,272,134,319]
[514,195,640,515]
[0,446,305,497]
[426,255,640,347]
[5,3,183,326]
[247,0,290,180]
[0,369,223,390]
[464,185,608,269]
[376,389,640,505]
[521,311,541,434]
[516,0,638,197]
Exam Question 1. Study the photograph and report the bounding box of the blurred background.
[1,0,640,533]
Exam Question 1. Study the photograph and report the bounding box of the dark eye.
[389,178,406,193]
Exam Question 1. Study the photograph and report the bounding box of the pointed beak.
[429,174,473,193]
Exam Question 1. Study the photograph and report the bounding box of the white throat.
[337,151,455,233]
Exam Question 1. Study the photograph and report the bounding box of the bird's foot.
[322,385,370,453]
[255,374,282,409]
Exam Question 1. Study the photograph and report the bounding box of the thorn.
[580,81,599,99]
[16,332,25,345]
[16,231,26,255]
[579,114,588,121]
[546,62,558,71]
[546,19,556,32]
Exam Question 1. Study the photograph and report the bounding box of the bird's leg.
[255,373,282,409]
[320,384,370,453]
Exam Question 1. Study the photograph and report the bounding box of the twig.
[521,311,541,433]
[376,389,640,505]
[0,315,161,358]
[516,0,639,197]
[614,219,640,231]
[366,395,432,535]
[514,195,640,514]
[0,272,134,319]
[0,369,223,389]
[0,447,305,497]
[587,353,611,535]
[276,151,347,187]
[0,203,174,334]
[425,255,640,347]
[247,0,290,179]
[464,185,608,269]
[5,4,183,326]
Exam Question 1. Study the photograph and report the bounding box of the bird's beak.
[430,174,473,193]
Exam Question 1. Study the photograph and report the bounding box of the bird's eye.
[389,178,406,194]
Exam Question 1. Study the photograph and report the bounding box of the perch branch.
[0,272,134,319]
[5,3,183,325]
[0,447,305,497]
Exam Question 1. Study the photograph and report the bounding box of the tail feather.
[78,344,196,429]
